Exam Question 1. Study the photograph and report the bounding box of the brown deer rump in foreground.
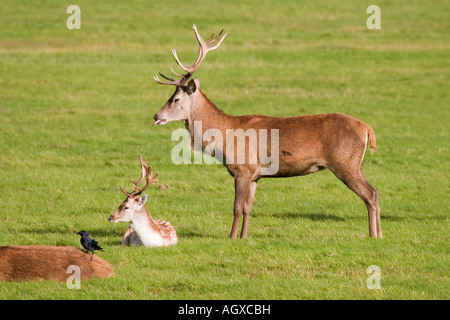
[0,245,114,282]
[153,25,381,239]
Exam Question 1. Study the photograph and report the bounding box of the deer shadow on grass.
[21,226,125,247]
[270,212,345,221]
[176,229,219,239]
[23,226,123,237]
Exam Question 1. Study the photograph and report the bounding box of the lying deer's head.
[108,156,159,223]
[153,24,227,126]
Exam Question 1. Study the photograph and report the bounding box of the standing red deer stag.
[153,25,381,239]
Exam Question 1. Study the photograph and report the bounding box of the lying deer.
[108,156,178,247]
[0,245,114,282]
[153,25,381,239]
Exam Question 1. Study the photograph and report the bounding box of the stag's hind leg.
[231,176,257,239]
[329,167,381,238]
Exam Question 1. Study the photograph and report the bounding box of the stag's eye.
[174,98,180,103]
[124,207,129,210]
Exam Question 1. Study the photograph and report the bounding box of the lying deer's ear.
[186,78,198,95]
[137,194,148,207]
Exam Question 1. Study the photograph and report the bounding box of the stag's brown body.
[0,245,114,282]
[153,25,381,239]
[191,92,376,178]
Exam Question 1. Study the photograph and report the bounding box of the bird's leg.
[90,252,94,262]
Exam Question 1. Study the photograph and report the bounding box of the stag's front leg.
[230,177,252,239]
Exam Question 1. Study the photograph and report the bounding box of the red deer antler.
[154,24,227,87]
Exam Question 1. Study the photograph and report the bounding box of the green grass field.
[0,0,448,299]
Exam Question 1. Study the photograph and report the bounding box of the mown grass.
[0,0,448,299]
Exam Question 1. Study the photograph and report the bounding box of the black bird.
[77,230,103,261]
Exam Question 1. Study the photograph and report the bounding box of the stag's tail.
[366,124,377,155]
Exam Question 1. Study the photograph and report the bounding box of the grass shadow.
[22,226,124,238]
[381,215,406,221]
[271,212,345,221]
[177,230,205,238]
[381,214,448,222]
[176,229,221,239]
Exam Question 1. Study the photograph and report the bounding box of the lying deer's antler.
[120,155,159,197]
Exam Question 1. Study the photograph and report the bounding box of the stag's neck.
[130,206,164,247]
[185,90,230,150]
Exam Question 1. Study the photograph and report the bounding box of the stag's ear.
[136,194,148,207]
[185,78,199,95]
[193,77,200,89]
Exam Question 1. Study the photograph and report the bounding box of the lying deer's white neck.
[130,206,164,247]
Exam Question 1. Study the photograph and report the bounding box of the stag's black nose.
[153,113,163,126]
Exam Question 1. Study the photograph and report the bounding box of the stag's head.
[108,156,159,223]
[153,24,227,126]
